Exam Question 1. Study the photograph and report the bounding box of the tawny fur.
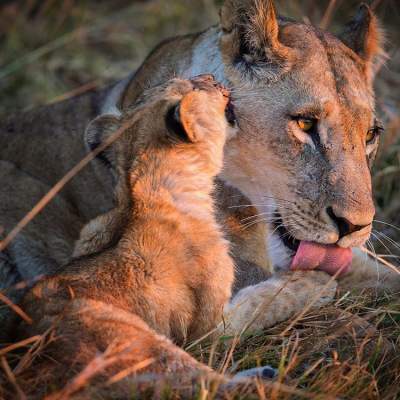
[17,77,234,397]
[1,0,399,346]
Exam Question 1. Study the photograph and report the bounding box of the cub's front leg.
[222,271,337,335]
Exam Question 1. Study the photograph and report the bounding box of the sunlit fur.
[16,77,235,396]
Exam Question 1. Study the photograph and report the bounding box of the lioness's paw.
[221,271,337,335]
[284,270,337,307]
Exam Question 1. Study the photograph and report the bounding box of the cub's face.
[218,1,383,269]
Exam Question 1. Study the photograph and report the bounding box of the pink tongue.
[290,241,352,277]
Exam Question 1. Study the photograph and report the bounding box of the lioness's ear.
[339,4,385,81]
[220,0,293,72]
[85,114,121,170]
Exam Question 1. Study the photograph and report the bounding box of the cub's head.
[218,0,384,271]
[86,75,231,187]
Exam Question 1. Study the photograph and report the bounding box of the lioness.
[0,0,398,335]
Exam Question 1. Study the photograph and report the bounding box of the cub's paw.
[73,211,124,258]
[221,271,337,335]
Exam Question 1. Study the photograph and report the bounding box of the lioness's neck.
[105,27,227,117]
[182,27,226,84]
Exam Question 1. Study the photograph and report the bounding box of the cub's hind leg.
[18,298,215,399]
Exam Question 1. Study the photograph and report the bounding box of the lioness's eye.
[366,124,384,145]
[296,118,315,132]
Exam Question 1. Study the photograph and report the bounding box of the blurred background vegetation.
[0,0,399,260]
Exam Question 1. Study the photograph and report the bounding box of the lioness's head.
[217,0,384,270]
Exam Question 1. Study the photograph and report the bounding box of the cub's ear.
[177,90,230,143]
[166,99,211,144]
[165,103,194,143]
[85,114,121,170]
[339,4,386,81]
[219,0,294,74]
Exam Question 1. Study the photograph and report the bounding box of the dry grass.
[0,0,399,399]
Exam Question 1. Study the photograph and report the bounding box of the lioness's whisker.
[240,212,282,223]
[261,195,297,205]
[268,223,288,238]
[373,230,400,252]
[361,246,400,275]
[241,218,269,231]
[370,231,394,256]
[366,238,384,283]
[228,203,286,208]
[228,203,292,212]
[373,219,400,233]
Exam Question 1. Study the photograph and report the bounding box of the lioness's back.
[0,88,113,221]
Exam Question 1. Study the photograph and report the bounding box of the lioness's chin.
[267,214,299,271]
[267,230,295,272]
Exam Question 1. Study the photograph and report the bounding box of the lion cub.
[18,76,234,395]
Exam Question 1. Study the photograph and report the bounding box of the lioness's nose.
[326,207,370,239]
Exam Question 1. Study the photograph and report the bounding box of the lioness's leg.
[338,248,400,294]
[222,271,337,335]
[223,248,399,336]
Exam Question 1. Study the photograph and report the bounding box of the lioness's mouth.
[272,213,300,252]
[272,212,352,276]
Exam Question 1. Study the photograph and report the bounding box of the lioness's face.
[218,1,382,269]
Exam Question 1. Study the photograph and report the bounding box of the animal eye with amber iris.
[366,123,384,145]
[296,118,316,132]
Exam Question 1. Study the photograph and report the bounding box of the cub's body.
[17,77,234,397]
